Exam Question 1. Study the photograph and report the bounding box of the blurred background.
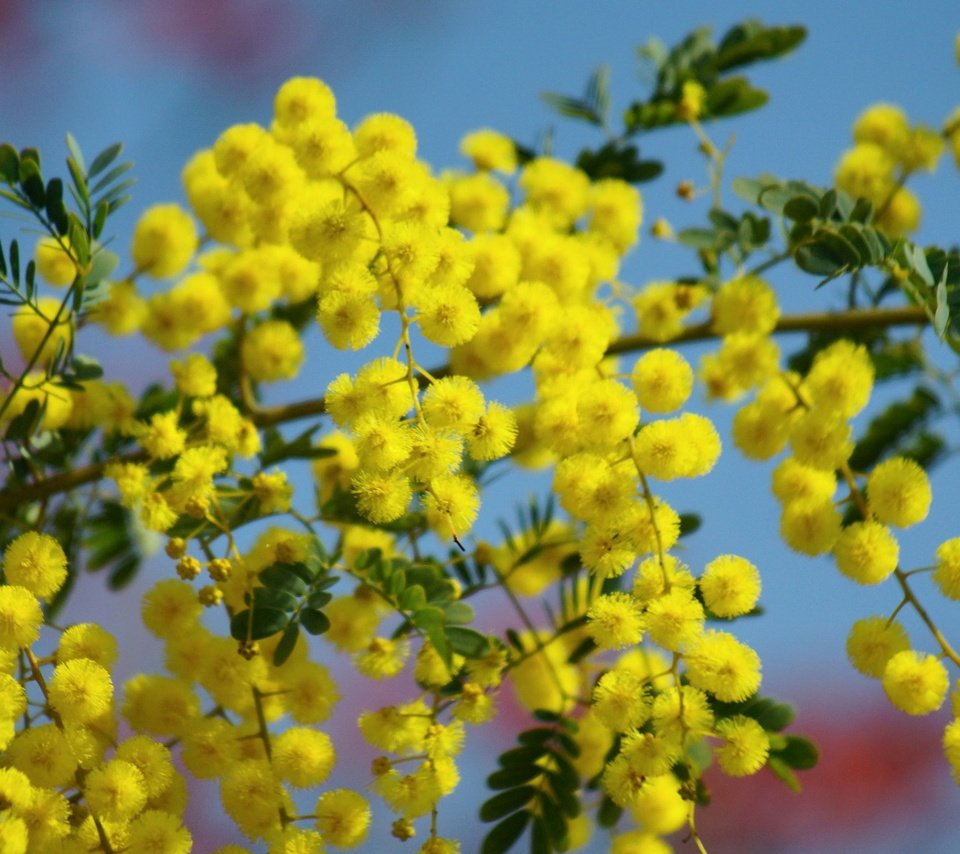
[1,0,959,851]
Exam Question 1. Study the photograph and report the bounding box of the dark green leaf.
[705,77,769,118]
[783,195,819,223]
[479,787,536,822]
[499,746,547,768]
[89,160,134,196]
[530,813,552,854]
[751,698,795,731]
[715,22,806,71]
[775,735,818,770]
[300,607,330,635]
[818,188,837,220]
[0,143,19,183]
[794,241,845,276]
[487,766,543,790]
[306,590,332,610]
[273,622,300,666]
[849,387,940,471]
[445,626,491,659]
[816,228,863,266]
[252,586,298,611]
[596,795,623,828]
[107,553,140,590]
[679,512,701,536]
[65,157,88,207]
[259,564,309,595]
[481,811,529,854]
[19,158,45,207]
[4,398,42,441]
[230,607,288,641]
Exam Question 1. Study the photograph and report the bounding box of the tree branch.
[0,304,930,513]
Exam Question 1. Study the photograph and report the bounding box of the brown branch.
[0,304,931,514]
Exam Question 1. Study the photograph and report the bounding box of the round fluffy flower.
[805,339,874,418]
[933,538,960,600]
[131,204,198,279]
[352,471,412,524]
[944,718,960,785]
[882,650,949,715]
[714,715,770,776]
[771,457,836,506]
[317,290,380,350]
[460,128,517,174]
[847,616,911,679]
[57,622,119,669]
[416,285,481,346]
[684,631,762,702]
[48,658,113,723]
[780,498,842,556]
[699,554,761,618]
[126,810,192,854]
[241,320,304,382]
[424,474,480,538]
[867,457,932,528]
[422,376,485,433]
[643,587,704,652]
[711,275,779,335]
[6,724,77,787]
[84,758,148,822]
[833,521,899,585]
[315,789,371,847]
[35,235,77,286]
[651,685,714,742]
[355,637,409,679]
[592,669,650,732]
[631,349,693,413]
[273,728,336,788]
[0,586,43,650]
[12,296,73,367]
[141,580,203,639]
[586,592,645,650]
[789,409,853,471]
[2,531,68,600]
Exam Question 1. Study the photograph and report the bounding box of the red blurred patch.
[695,704,948,851]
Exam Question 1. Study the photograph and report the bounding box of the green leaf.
[65,156,88,208]
[86,249,120,286]
[307,590,332,610]
[775,735,819,770]
[65,133,86,175]
[679,512,702,537]
[445,626,491,659]
[783,195,819,223]
[705,77,769,118]
[252,586,298,611]
[4,398,42,441]
[815,228,863,267]
[481,811,530,854]
[0,143,19,183]
[259,564,308,595]
[88,142,123,179]
[596,795,623,828]
[540,92,602,126]
[750,698,795,731]
[19,158,45,207]
[794,241,845,276]
[300,607,330,635]
[107,553,140,590]
[934,264,950,339]
[479,787,536,822]
[443,601,474,624]
[398,584,426,611]
[585,64,611,125]
[767,756,801,792]
[498,746,547,767]
[273,622,300,666]
[677,227,719,250]
[530,813,553,854]
[487,766,543,790]
[849,387,940,471]
[715,22,807,71]
[230,607,289,641]
[90,160,134,197]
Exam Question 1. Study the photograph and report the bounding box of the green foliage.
[481,713,581,854]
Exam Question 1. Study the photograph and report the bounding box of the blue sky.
[3,2,959,851]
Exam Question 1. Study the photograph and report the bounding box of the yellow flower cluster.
[833,101,950,235]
